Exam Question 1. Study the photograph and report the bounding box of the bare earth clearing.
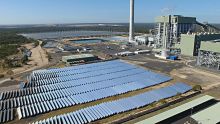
[0,41,49,93]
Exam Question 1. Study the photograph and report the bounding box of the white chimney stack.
[129,0,134,42]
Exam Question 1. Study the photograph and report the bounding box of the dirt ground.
[12,42,48,75]
[204,86,220,100]
[171,67,220,89]
[0,41,49,92]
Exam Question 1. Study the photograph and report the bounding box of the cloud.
[161,6,176,15]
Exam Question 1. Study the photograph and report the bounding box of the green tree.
[22,55,29,64]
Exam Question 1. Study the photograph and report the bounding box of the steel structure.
[196,21,220,33]
[197,50,220,71]
[137,95,214,124]
[196,39,220,71]
[155,15,196,49]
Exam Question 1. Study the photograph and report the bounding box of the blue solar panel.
[32,83,192,124]
[0,60,175,123]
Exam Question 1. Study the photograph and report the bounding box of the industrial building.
[154,15,220,49]
[134,35,148,45]
[172,33,220,71]
[152,15,220,71]
[155,15,196,49]
[134,35,154,45]
[197,39,220,71]
[136,95,218,124]
[62,54,99,65]
[175,33,220,56]
[191,102,220,124]
[58,45,83,52]
[154,15,220,55]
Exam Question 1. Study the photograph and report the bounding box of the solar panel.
[0,60,180,123]
[32,83,192,124]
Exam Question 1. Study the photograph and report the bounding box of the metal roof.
[200,41,220,53]
[136,95,214,124]
[191,102,220,124]
[62,54,95,60]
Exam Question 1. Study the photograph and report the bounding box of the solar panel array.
[33,83,192,124]
[0,60,172,123]
[0,109,14,123]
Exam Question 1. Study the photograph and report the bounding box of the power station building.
[154,15,220,52]
[154,15,220,71]
[197,39,220,71]
[155,15,196,49]
[174,33,220,71]
[175,33,220,56]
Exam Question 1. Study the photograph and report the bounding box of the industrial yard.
[0,0,220,124]
[1,38,220,123]
[1,26,220,123]
[0,60,196,123]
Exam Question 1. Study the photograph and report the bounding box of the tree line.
[0,32,35,59]
[0,23,155,34]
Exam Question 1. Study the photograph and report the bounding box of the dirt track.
[12,41,48,75]
[0,41,49,92]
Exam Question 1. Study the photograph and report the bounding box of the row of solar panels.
[30,63,130,81]
[27,69,167,87]
[0,60,173,123]
[1,73,138,101]
[32,60,121,74]
[30,60,124,81]
[31,60,122,77]
[0,68,171,111]
[28,68,139,87]
[0,109,14,123]
[27,65,139,87]
[30,62,128,81]
[27,68,168,89]
[0,68,163,100]
[1,75,164,111]
[16,80,167,119]
[32,83,192,124]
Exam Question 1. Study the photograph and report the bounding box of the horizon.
[0,0,220,25]
[1,22,220,27]
[0,22,155,26]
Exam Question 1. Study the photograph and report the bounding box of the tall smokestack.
[129,0,134,42]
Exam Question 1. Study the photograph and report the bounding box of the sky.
[0,0,219,25]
